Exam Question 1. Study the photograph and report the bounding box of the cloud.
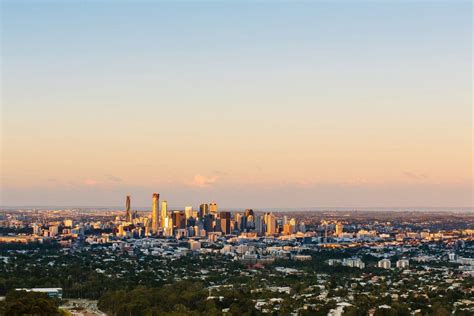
[189,174,218,188]
[213,170,228,176]
[105,174,122,182]
[83,179,98,186]
[402,171,429,180]
[47,178,57,182]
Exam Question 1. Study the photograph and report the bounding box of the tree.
[0,290,61,315]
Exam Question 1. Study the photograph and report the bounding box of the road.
[60,299,107,316]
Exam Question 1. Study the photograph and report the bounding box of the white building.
[378,259,392,269]
[15,288,63,299]
[343,258,365,269]
[396,259,409,269]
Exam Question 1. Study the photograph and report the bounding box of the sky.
[1,1,472,209]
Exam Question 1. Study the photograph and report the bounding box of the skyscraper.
[184,206,193,219]
[125,195,131,222]
[264,212,277,236]
[209,202,218,214]
[161,200,168,227]
[335,222,343,237]
[151,193,159,234]
[199,203,209,219]
[219,211,231,235]
[172,211,186,229]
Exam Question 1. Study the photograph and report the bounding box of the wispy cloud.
[402,171,429,181]
[83,179,98,186]
[105,174,122,182]
[189,174,218,188]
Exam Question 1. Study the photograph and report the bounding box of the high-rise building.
[283,223,293,235]
[185,206,193,219]
[203,214,214,232]
[396,259,409,269]
[209,202,218,214]
[219,211,231,235]
[33,223,42,236]
[264,213,277,236]
[161,200,168,227]
[199,203,209,219]
[378,259,392,269]
[151,193,160,234]
[335,222,343,237]
[255,215,264,234]
[125,195,131,222]
[172,211,186,229]
[234,213,242,232]
[49,225,59,236]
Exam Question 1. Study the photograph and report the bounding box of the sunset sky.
[1,1,472,208]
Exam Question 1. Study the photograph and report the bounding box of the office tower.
[49,225,59,237]
[244,209,254,218]
[164,216,173,229]
[298,222,306,233]
[264,212,277,236]
[203,214,214,232]
[151,193,160,234]
[199,203,209,219]
[32,224,41,236]
[283,215,288,226]
[240,215,248,232]
[255,215,263,234]
[144,218,150,236]
[283,223,292,235]
[118,225,124,237]
[161,200,168,227]
[172,211,186,229]
[185,206,193,223]
[125,195,131,222]
[163,217,173,237]
[187,216,196,227]
[243,209,255,231]
[335,222,343,237]
[234,213,242,232]
[219,211,231,235]
[209,202,218,214]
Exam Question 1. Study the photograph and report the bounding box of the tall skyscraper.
[161,200,168,227]
[172,211,186,229]
[264,212,277,236]
[199,203,209,219]
[335,222,343,237]
[125,195,131,222]
[151,193,160,234]
[255,215,263,234]
[185,206,193,219]
[203,214,214,232]
[219,211,231,235]
[209,202,218,214]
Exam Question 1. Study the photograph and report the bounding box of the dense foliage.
[97,281,258,316]
[0,290,62,315]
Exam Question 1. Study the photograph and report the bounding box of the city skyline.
[1,1,472,207]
